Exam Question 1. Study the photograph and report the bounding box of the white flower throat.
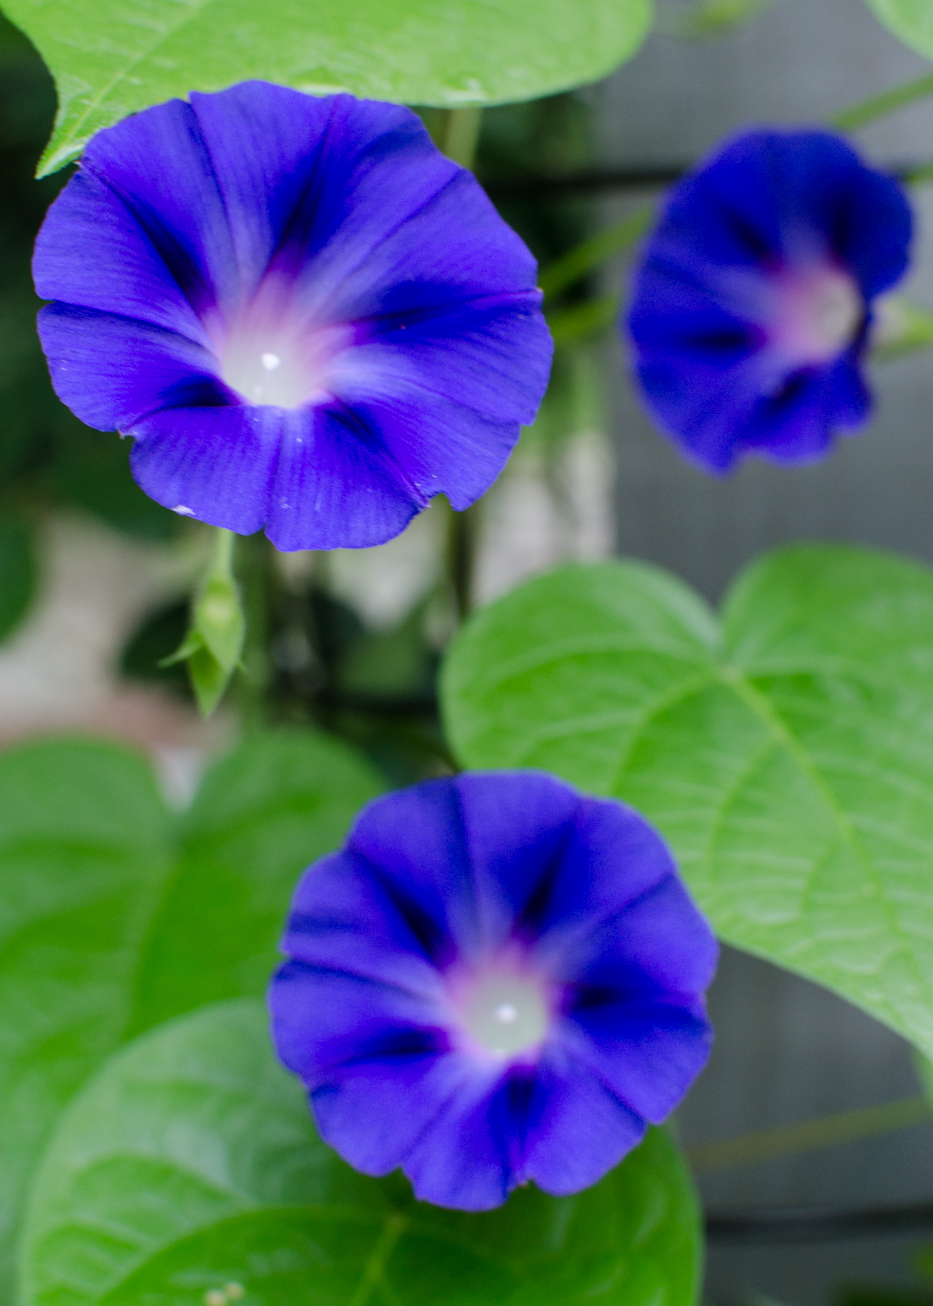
[460,971,549,1057]
[770,265,863,364]
[216,280,349,409]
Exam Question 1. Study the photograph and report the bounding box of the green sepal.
[162,528,246,715]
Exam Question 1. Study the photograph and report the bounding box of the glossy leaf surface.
[22,1000,701,1306]
[442,545,933,1057]
[0,0,653,175]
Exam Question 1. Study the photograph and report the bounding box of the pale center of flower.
[770,265,863,364]
[216,281,350,409]
[459,971,550,1057]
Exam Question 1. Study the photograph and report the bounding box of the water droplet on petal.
[173,505,195,516]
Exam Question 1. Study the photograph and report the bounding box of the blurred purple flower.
[33,83,552,550]
[269,771,716,1211]
[627,129,912,472]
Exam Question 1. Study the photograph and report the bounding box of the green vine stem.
[687,1094,932,1175]
[441,106,484,623]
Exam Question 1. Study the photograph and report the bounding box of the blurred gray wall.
[597,3,933,1302]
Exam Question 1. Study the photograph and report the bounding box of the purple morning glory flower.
[32,84,552,550]
[627,129,912,472]
[269,770,716,1211]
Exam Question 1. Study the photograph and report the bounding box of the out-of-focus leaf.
[48,419,178,539]
[871,295,933,360]
[0,515,34,642]
[656,0,771,39]
[336,601,437,699]
[863,1,933,63]
[0,738,172,1306]
[441,545,933,1059]
[127,729,385,1033]
[0,0,653,176]
[21,1000,701,1306]
[0,729,383,1300]
[842,1287,933,1306]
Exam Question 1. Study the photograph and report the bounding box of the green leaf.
[440,545,933,1058]
[128,728,386,1033]
[872,295,933,360]
[21,1000,701,1306]
[0,515,35,642]
[0,729,383,1300]
[656,0,772,40]
[863,0,933,62]
[0,738,172,1305]
[0,0,654,177]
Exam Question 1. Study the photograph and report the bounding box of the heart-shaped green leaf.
[0,0,653,176]
[0,729,383,1301]
[441,544,933,1057]
[21,1000,701,1306]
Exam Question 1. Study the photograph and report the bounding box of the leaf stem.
[539,207,653,301]
[235,532,273,731]
[688,1095,932,1174]
[830,71,933,131]
[441,106,483,169]
[440,107,483,625]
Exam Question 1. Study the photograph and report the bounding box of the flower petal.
[270,958,448,1084]
[280,850,445,998]
[268,102,538,323]
[555,998,713,1123]
[264,403,424,551]
[401,1065,530,1210]
[37,304,227,431]
[76,96,239,319]
[312,1051,497,1192]
[188,83,342,298]
[522,1042,647,1196]
[128,404,279,533]
[33,170,209,343]
[344,782,477,964]
[560,875,719,999]
[539,794,681,941]
[450,771,581,949]
[325,380,518,516]
[346,290,551,427]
